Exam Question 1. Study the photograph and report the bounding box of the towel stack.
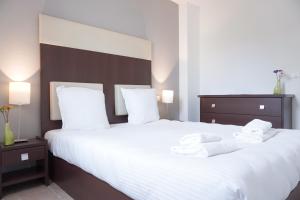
[235,119,278,143]
[171,133,239,158]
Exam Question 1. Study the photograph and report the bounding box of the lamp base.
[14,138,29,143]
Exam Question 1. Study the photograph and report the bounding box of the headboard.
[40,15,151,135]
[40,44,151,135]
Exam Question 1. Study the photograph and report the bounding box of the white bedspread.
[45,120,300,200]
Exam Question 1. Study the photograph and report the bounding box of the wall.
[188,0,300,129]
[0,0,179,140]
[187,3,200,121]
[176,1,201,121]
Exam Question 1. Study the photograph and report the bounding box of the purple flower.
[273,69,283,74]
[273,69,284,80]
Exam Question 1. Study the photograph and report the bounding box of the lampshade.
[9,82,31,105]
[162,90,174,104]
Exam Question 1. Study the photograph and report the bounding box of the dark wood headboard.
[40,44,151,135]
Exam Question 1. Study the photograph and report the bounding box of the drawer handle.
[211,104,216,108]
[21,153,29,161]
[259,105,265,110]
[212,119,216,123]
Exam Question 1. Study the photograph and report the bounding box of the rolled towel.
[171,140,239,158]
[242,119,272,136]
[235,129,278,144]
[171,144,203,155]
[179,133,222,146]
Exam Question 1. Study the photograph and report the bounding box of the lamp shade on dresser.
[198,95,294,129]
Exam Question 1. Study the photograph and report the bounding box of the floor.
[2,181,73,200]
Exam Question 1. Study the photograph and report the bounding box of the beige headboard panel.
[114,84,151,116]
[50,82,103,120]
[39,14,151,60]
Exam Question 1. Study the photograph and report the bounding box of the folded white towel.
[171,144,204,155]
[171,140,239,158]
[242,119,272,136]
[235,129,278,144]
[179,133,222,146]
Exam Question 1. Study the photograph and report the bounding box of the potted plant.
[0,105,15,145]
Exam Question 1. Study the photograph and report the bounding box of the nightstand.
[0,138,49,197]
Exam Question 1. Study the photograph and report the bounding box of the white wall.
[177,1,201,121]
[188,0,300,128]
[187,3,200,121]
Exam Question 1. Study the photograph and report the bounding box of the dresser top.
[198,94,294,98]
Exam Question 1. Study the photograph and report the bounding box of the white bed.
[45,120,300,200]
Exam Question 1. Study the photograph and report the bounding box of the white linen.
[242,119,272,136]
[56,86,109,130]
[121,88,159,124]
[114,84,151,116]
[171,140,239,158]
[235,129,278,144]
[179,133,222,145]
[45,120,300,200]
[171,143,204,155]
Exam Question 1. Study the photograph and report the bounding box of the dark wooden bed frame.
[41,44,300,200]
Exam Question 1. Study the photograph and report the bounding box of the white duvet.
[45,120,300,200]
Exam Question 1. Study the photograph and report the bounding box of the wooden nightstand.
[0,138,49,197]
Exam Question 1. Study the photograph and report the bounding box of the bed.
[40,14,300,200]
[44,120,300,200]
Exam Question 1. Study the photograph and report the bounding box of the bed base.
[50,153,300,200]
[49,153,132,200]
[288,183,300,200]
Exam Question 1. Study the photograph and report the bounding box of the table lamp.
[9,82,31,143]
[162,90,174,119]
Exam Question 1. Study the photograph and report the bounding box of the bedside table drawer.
[2,146,45,167]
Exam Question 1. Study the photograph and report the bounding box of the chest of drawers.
[199,95,294,128]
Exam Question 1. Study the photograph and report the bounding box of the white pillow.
[121,88,160,124]
[56,86,110,130]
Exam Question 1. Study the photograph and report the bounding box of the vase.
[3,123,15,146]
[273,79,282,95]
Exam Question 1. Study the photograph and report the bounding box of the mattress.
[45,120,300,200]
